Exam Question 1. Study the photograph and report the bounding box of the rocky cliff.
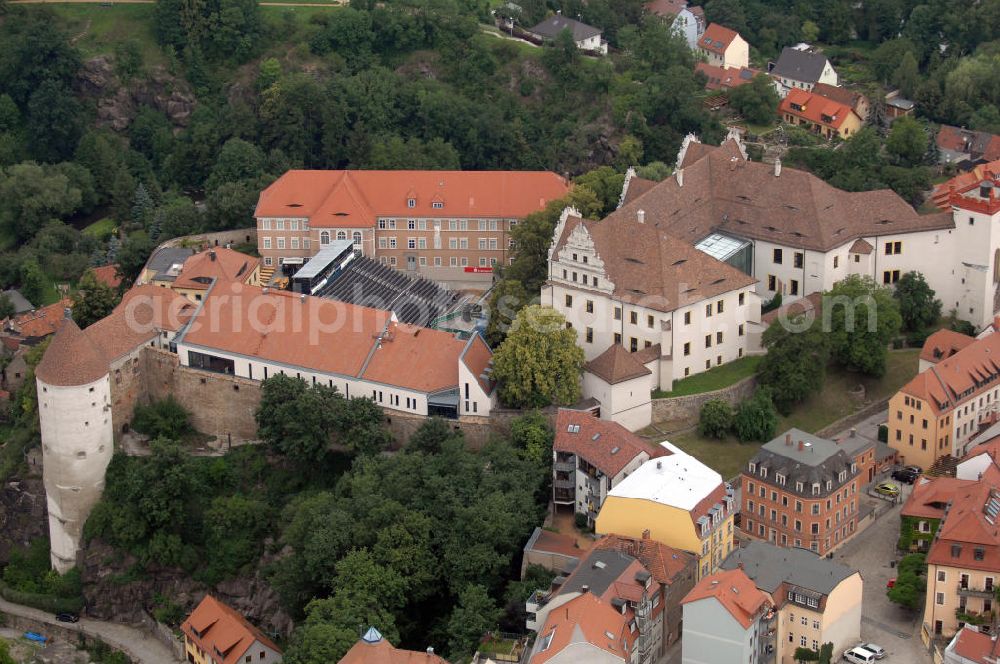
[77,57,197,132]
[0,476,48,565]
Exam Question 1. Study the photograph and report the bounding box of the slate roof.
[529,15,602,41]
[145,246,196,282]
[1,289,34,315]
[720,540,857,597]
[612,137,953,253]
[771,47,831,84]
[747,428,868,498]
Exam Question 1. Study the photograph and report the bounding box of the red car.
[887,578,896,589]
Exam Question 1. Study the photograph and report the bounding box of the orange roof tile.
[926,465,1000,572]
[338,627,448,664]
[181,596,280,664]
[919,328,975,365]
[932,160,1000,210]
[902,475,978,521]
[9,299,72,340]
[695,63,760,91]
[585,344,652,384]
[360,323,467,394]
[90,265,122,290]
[529,593,635,664]
[780,88,860,131]
[961,434,1000,468]
[255,171,570,228]
[699,23,740,55]
[173,248,259,291]
[35,319,110,387]
[461,333,495,394]
[556,409,669,478]
[594,534,695,585]
[682,567,771,629]
[951,626,999,664]
[900,331,1000,415]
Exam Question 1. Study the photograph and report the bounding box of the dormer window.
[407,198,416,208]
[812,483,820,496]
[432,201,443,209]
[748,462,756,473]
[795,481,804,492]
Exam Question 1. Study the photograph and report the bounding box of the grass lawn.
[653,355,762,398]
[660,350,921,480]
[47,5,164,67]
[82,217,116,241]
[477,635,521,659]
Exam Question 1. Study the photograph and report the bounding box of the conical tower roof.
[35,316,109,387]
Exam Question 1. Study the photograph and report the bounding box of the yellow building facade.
[887,390,952,472]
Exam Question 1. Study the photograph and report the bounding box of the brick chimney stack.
[798,441,804,451]
[785,433,792,446]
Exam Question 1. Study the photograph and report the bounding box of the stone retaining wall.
[815,397,890,439]
[160,228,257,251]
[650,376,758,423]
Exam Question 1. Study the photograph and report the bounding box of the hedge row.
[0,578,84,615]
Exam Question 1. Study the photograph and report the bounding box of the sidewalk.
[0,597,182,663]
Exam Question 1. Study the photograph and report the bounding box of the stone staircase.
[928,455,958,478]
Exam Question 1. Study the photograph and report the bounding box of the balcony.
[553,461,576,473]
[958,584,996,600]
[553,478,575,490]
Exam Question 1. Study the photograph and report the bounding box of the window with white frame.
[337,231,347,241]
[353,232,361,246]
[277,237,285,249]
[407,219,416,230]
[449,238,458,249]
[290,220,299,231]
[275,220,285,230]
[261,219,272,230]
[418,238,426,249]
[408,238,417,249]
[291,238,299,249]
[263,237,272,249]
[389,237,397,249]
[319,231,330,245]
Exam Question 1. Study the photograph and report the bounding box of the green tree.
[71,269,121,328]
[826,275,902,377]
[18,257,44,305]
[407,417,461,455]
[115,231,155,287]
[0,161,83,241]
[894,271,942,332]
[131,182,155,228]
[0,293,14,320]
[113,40,143,82]
[891,50,920,99]
[818,643,834,664]
[793,647,819,663]
[698,399,733,439]
[635,161,672,181]
[573,167,625,217]
[131,396,193,440]
[492,306,584,408]
[509,411,553,465]
[205,137,269,191]
[756,317,830,415]
[26,80,84,163]
[256,375,343,464]
[447,584,501,660]
[366,135,461,170]
[727,74,780,126]
[202,495,273,581]
[0,637,15,664]
[886,116,927,167]
[732,390,778,443]
[485,278,530,347]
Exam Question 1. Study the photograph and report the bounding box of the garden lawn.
[660,349,921,480]
[47,5,164,67]
[82,217,115,241]
[653,355,761,398]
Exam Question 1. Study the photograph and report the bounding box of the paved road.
[0,597,182,663]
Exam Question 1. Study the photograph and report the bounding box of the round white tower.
[35,316,114,573]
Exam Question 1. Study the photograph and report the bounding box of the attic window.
[736,195,751,201]
[407,198,416,208]
[611,446,621,455]
[333,212,349,216]
[833,226,845,234]
[782,204,799,211]
[764,226,780,233]
[286,203,303,208]
[672,259,687,266]
[624,257,644,264]
[877,219,893,225]
[432,201,444,209]
[711,278,726,285]
[567,424,580,433]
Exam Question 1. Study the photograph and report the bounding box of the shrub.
[698,399,734,439]
[574,512,588,529]
[732,390,778,443]
[878,424,888,443]
[131,396,193,440]
[761,292,782,314]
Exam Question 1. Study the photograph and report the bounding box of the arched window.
[320,231,330,245]
[353,231,362,246]
[337,231,347,241]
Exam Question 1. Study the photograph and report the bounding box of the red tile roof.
[338,629,447,664]
[585,344,652,384]
[899,330,1000,415]
[761,292,822,326]
[173,248,259,291]
[8,299,72,340]
[937,126,1000,162]
[556,409,669,478]
[695,63,760,91]
[780,88,860,131]
[811,83,867,112]
[682,567,771,628]
[699,23,740,55]
[529,592,635,664]
[902,475,978,521]
[849,238,873,254]
[594,534,695,585]
[926,465,1000,572]
[951,626,1000,663]
[255,170,570,228]
[961,435,1000,469]
[919,328,975,365]
[530,528,584,559]
[181,596,281,664]
[90,265,122,290]
[644,0,688,18]
[931,160,1000,209]
[461,333,495,394]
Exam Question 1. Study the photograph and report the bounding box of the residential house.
[957,424,1000,480]
[528,15,608,54]
[943,625,1000,664]
[921,464,1000,640]
[339,626,447,663]
[616,132,1000,330]
[180,595,282,664]
[779,88,863,140]
[173,280,496,420]
[721,541,863,664]
[681,566,775,664]
[255,170,569,288]
[695,62,761,91]
[138,246,195,287]
[937,126,1000,167]
[527,537,695,661]
[811,83,869,122]
[527,592,638,664]
[595,448,735,579]
[521,527,583,577]
[553,408,668,523]
[770,46,838,97]
[884,90,916,121]
[889,328,1000,471]
[644,0,704,49]
[900,475,975,553]
[740,429,873,556]
[697,23,749,69]
[167,247,262,302]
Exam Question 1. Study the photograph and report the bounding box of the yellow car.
[875,482,900,497]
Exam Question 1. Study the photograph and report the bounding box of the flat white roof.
[606,445,723,511]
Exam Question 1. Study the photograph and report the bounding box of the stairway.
[259,265,275,285]
[928,455,958,478]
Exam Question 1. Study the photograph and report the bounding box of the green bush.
[878,424,889,443]
[732,390,778,443]
[0,578,84,614]
[761,292,782,314]
[131,396,193,440]
[698,399,734,439]
[574,512,588,529]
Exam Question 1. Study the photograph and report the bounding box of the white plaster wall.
[957,453,993,480]
[724,35,750,69]
[38,376,114,572]
[581,371,653,432]
[458,355,494,417]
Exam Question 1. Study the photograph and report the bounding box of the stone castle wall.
[650,376,758,424]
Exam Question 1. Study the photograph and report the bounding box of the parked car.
[860,643,886,659]
[55,613,79,623]
[843,647,878,664]
[886,578,896,589]
[892,466,921,484]
[875,482,900,497]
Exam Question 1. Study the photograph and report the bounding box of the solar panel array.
[315,256,464,326]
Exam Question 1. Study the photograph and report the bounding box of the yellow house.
[180,595,283,664]
[595,445,734,579]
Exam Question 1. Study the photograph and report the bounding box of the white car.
[860,643,886,659]
[843,647,877,664]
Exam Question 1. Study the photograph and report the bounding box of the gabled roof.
[90,265,123,290]
[529,15,602,41]
[594,533,695,585]
[779,88,859,130]
[682,567,770,628]
[144,247,196,281]
[695,63,760,91]
[849,238,873,254]
[1,289,34,315]
[698,23,740,55]
[255,170,570,227]
[529,592,635,664]
[920,328,975,365]
[180,596,281,664]
[585,344,652,384]
[173,248,259,291]
[610,137,953,253]
[947,625,1000,664]
[338,626,448,664]
[899,330,1000,415]
[6,298,72,340]
[937,125,1000,162]
[643,0,689,18]
[811,82,866,111]
[902,475,978,521]
[771,47,832,84]
[926,465,1000,572]
[720,540,857,597]
[555,408,668,478]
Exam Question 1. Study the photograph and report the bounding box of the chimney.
[656,460,662,470]
[798,441,804,451]
[774,158,781,177]
[676,168,684,187]
[63,307,73,321]
[300,293,306,302]
[737,562,744,570]
[427,647,435,655]
[637,209,645,224]
[785,433,792,446]
[849,427,856,438]
[209,249,216,261]
[642,529,651,540]
[581,585,589,593]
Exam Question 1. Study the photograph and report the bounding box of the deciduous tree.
[894,271,941,332]
[71,269,121,329]
[756,317,830,415]
[826,275,902,377]
[447,584,502,660]
[698,399,734,439]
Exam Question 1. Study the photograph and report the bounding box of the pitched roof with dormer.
[779,88,860,131]
[173,248,259,291]
[698,23,740,55]
[180,595,281,664]
[555,408,668,478]
[925,465,1000,572]
[528,592,635,664]
[338,626,448,664]
[920,328,975,365]
[899,329,1000,416]
[682,567,771,628]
